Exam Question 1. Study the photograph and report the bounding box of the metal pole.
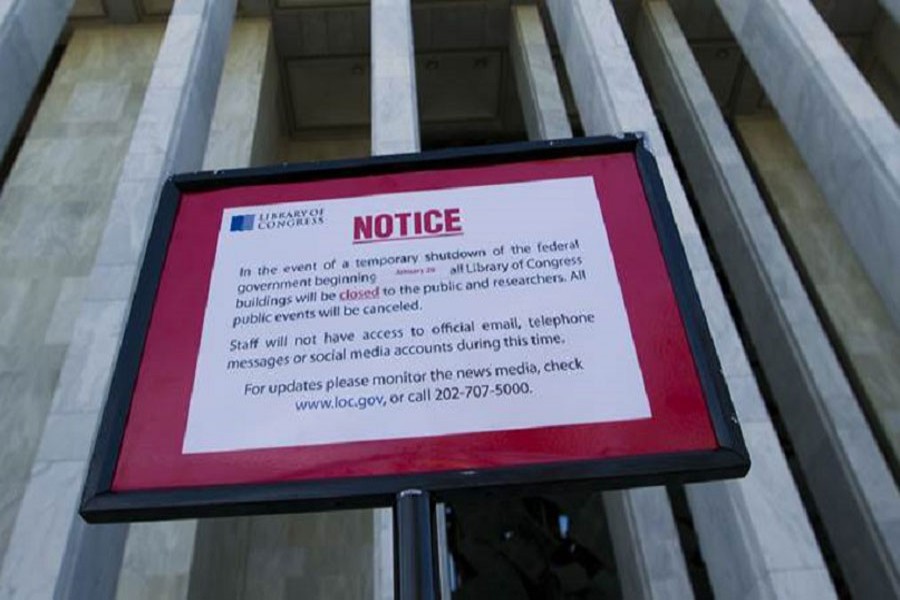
[395,489,438,600]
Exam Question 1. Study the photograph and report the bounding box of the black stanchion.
[395,489,438,600]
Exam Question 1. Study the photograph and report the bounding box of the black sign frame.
[81,134,749,524]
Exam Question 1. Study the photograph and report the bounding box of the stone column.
[602,490,694,599]
[633,2,850,597]
[713,0,900,331]
[114,19,275,600]
[371,0,420,156]
[509,4,572,141]
[738,116,900,598]
[370,1,421,596]
[0,0,75,159]
[539,2,694,598]
[200,19,281,171]
[0,19,163,586]
[0,1,237,598]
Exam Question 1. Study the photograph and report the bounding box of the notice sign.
[82,137,747,522]
[184,177,650,453]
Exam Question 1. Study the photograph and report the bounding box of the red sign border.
[81,135,748,523]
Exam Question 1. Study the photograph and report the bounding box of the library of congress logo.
[229,208,325,233]
[230,214,255,232]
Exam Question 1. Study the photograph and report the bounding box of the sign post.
[396,489,438,600]
[81,135,749,593]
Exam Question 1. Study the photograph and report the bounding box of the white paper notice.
[182,177,651,454]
